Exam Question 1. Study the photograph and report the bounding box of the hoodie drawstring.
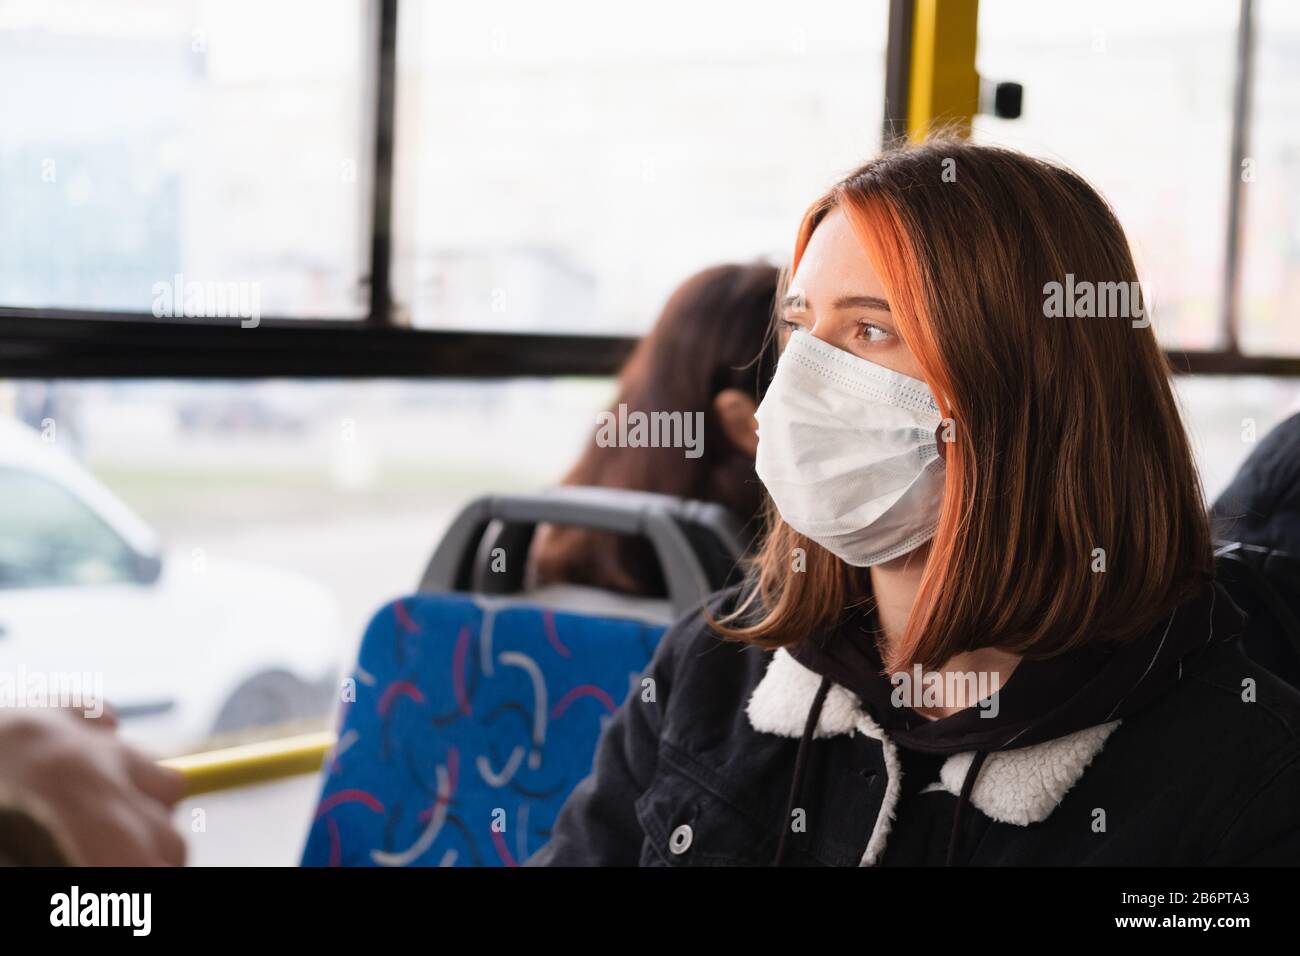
[772,674,832,866]
[771,677,990,867]
[945,749,988,866]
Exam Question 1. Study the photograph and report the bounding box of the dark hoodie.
[781,582,1240,864]
[791,584,1236,754]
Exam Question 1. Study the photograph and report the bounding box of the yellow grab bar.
[160,731,336,796]
[907,0,981,142]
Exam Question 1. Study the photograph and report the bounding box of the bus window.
[974,0,1240,351]
[0,0,370,318]
[1239,0,1300,355]
[390,0,888,334]
[0,377,610,762]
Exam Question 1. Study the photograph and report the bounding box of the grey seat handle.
[418,487,746,617]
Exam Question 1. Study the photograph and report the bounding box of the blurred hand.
[0,706,186,866]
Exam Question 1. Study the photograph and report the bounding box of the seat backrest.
[301,487,747,867]
[301,592,666,866]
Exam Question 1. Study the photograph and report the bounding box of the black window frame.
[0,0,1295,379]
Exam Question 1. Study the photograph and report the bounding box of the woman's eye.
[777,318,805,333]
[858,322,892,343]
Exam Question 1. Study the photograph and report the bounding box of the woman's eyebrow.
[833,294,891,312]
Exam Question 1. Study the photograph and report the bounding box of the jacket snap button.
[668,824,693,855]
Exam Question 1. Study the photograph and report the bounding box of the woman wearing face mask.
[527,140,1300,866]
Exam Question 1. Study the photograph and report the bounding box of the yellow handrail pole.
[907,0,981,142]
[159,731,336,797]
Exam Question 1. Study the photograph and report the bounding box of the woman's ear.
[713,388,759,458]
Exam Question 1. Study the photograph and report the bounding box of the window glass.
[974,0,1239,349]
[390,0,887,333]
[0,0,369,318]
[0,378,610,759]
[1174,375,1300,505]
[0,466,138,589]
[1238,0,1300,356]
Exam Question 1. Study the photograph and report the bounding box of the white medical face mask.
[754,329,946,567]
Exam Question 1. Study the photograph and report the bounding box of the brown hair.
[532,262,779,595]
[718,140,1213,671]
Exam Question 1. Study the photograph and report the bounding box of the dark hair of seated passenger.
[531,261,779,597]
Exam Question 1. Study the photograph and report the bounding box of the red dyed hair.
[718,140,1212,671]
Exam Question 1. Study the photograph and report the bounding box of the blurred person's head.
[721,139,1212,672]
[533,261,779,595]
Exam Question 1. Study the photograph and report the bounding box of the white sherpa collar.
[746,648,1120,833]
[745,647,899,863]
[746,644,865,738]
